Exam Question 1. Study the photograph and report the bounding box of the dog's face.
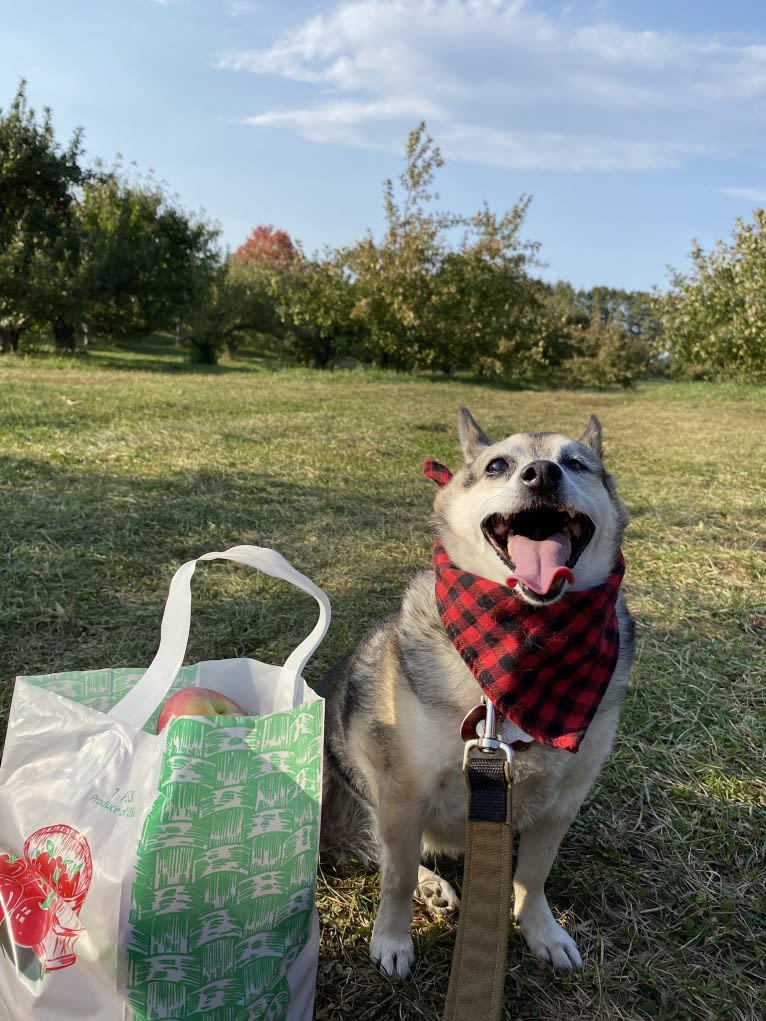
[433,408,628,603]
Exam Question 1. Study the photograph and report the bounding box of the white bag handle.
[108,545,331,730]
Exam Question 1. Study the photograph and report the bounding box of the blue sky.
[2,0,765,292]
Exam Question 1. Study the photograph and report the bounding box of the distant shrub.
[558,319,651,389]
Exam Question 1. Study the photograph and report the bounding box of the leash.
[442,698,514,1021]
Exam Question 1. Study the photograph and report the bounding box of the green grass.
[1,341,764,1020]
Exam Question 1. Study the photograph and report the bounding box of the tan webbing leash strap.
[443,704,513,1021]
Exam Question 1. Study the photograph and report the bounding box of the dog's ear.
[457,407,492,462]
[580,414,603,459]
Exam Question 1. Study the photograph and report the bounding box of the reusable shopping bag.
[0,545,330,1021]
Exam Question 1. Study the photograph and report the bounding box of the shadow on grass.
[12,334,632,391]
[84,335,278,375]
[0,451,428,725]
[15,334,287,376]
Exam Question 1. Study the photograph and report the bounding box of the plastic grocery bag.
[0,545,330,1020]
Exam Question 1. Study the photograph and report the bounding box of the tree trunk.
[0,324,24,353]
[52,319,76,353]
[188,335,219,365]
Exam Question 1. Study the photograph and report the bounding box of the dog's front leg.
[369,810,422,980]
[513,811,583,970]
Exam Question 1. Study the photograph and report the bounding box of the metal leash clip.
[461,696,513,770]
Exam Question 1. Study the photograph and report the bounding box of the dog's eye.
[485,457,510,476]
[564,457,589,472]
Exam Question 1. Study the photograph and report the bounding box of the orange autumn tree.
[233,225,297,270]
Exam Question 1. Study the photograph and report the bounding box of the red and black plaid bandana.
[433,541,625,752]
[423,459,454,487]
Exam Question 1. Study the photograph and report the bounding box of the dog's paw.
[520,918,583,971]
[414,867,460,918]
[370,932,415,980]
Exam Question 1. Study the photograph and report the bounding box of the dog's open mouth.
[482,508,595,601]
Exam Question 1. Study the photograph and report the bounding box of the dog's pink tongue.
[508,533,575,595]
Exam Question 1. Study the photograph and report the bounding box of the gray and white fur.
[317,408,635,979]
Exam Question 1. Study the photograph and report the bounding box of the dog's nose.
[520,459,562,491]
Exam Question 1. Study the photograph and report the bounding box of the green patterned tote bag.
[0,546,329,1021]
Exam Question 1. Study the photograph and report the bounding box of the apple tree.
[276,253,364,367]
[77,167,221,340]
[663,209,766,381]
[0,81,85,352]
[339,122,542,375]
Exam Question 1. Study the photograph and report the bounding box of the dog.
[317,407,634,979]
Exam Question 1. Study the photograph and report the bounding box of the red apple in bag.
[156,686,247,734]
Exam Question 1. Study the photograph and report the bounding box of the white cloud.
[721,186,766,205]
[244,95,445,147]
[224,1,261,15]
[215,0,766,173]
[440,123,709,173]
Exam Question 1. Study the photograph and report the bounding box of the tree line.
[2,82,763,383]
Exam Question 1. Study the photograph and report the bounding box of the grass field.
[1,340,764,1020]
